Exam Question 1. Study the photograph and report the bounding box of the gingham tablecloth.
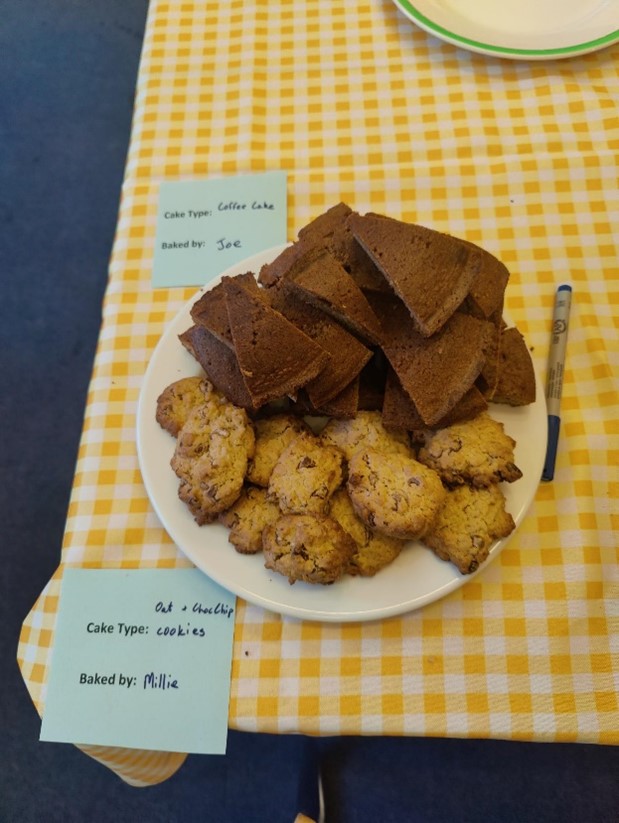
[18,0,618,786]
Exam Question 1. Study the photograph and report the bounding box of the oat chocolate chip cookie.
[422,483,515,574]
[262,513,355,585]
[416,411,522,487]
[156,376,214,437]
[267,432,345,515]
[218,485,280,554]
[171,399,255,524]
[320,410,411,462]
[247,414,312,487]
[329,488,404,577]
[347,449,446,540]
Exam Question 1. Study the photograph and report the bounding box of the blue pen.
[542,284,572,482]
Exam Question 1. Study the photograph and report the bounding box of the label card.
[40,569,236,754]
[152,171,288,287]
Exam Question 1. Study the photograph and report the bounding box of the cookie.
[267,432,345,515]
[247,414,312,487]
[416,411,522,487]
[218,485,280,554]
[156,376,213,436]
[262,513,356,584]
[171,398,255,524]
[320,410,411,462]
[347,449,446,540]
[329,488,404,576]
[422,483,515,574]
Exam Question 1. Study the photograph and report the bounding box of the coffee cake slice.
[258,202,353,289]
[460,239,509,320]
[179,325,255,410]
[297,201,354,244]
[291,377,360,420]
[348,213,481,336]
[190,272,259,346]
[328,216,392,294]
[371,294,492,426]
[268,285,372,408]
[284,248,383,346]
[382,368,487,433]
[223,276,330,409]
[490,326,536,406]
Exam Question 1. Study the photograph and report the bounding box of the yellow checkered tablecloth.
[18,0,619,786]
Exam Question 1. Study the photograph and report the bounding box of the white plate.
[392,0,619,60]
[137,246,547,623]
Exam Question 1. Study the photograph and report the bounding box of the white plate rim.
[136,245,548,623]
[391,0,619,60]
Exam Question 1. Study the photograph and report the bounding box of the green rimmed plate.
[392,0,619,60]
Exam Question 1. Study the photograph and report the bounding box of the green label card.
[40,569,236,754]
[152,171,287,287]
